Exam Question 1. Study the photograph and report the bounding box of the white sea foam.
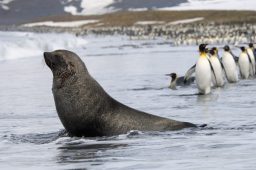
[0,31,87,60]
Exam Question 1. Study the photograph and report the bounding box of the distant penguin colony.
[168,43,256,95]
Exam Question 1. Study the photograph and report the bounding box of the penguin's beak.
[165,74,171,76]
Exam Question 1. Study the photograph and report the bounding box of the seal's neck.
[53,62,88,90]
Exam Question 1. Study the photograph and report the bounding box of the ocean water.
[0,32,256,170]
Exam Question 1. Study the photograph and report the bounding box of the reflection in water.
[196,93,219,103]
[56,142,128,166]
[6,130,67,144]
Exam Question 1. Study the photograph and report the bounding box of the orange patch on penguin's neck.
[200,52,207,58]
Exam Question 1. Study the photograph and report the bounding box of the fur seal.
[44,50,197,137]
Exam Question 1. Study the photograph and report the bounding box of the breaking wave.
[0,31,87,60]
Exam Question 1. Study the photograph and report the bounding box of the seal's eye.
[53,55,65,64]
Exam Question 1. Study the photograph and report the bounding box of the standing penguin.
[247,43,256,76]
[238,46,250,79]
[184,44,212,94]
[209,48,225,87]
[221,45,239,83]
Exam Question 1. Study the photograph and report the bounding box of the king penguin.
[209,48,224,87]
[221,45,239,83]
[185,44,212,94]
[247,43,256,76]
[238,46,250,79]
[166,73,195,90]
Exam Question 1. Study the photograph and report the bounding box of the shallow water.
[0,34,256,170]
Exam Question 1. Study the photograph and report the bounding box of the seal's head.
[44,50,86,88]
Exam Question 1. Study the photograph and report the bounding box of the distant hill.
[0,0,256,25]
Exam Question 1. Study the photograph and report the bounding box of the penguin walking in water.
[209,47,225,87]
[238,46,250,79]
[165,73,195,90]
[247,43,256,76]
[221,45,239,83]
[184,44,213,95]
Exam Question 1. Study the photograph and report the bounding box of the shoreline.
[1,10,256,45]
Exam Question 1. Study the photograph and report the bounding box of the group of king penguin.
[166,43,256,95]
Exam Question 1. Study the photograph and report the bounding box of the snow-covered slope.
[164,0,256,11]
[1,0,256,25]
[71,0,256,15]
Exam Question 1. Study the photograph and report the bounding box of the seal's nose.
[44,52,51,59]
[44,52,53,63]
[44,52,54,69]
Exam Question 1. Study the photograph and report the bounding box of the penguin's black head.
[212,47,217,52]
[166,73,177,81]
[199,44,208,52]
[240,46,246,52]
[170,73,177,80]
[249,43,254,48]
[209,49,215,56]
[224,45,230,51]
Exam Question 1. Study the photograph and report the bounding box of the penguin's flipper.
[253,49,256,60]
[230,52,239,63]
[220,61,228,79]
[184,64,196,84]
[207,58,217,84]
[246,52,254,71]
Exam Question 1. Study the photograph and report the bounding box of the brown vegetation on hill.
[35,10,256,27]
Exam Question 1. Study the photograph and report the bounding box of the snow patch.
[135,21,165,25]
[128,8,148,12]
[64,6,78,15]
[0,31,87,60]
[161,0,256,11]
[80,0,116,15]
[168,17,204,25]
[65,0,116,15]
[68,0,256,15]
[22,20,99,28]
[0,0,14,10]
